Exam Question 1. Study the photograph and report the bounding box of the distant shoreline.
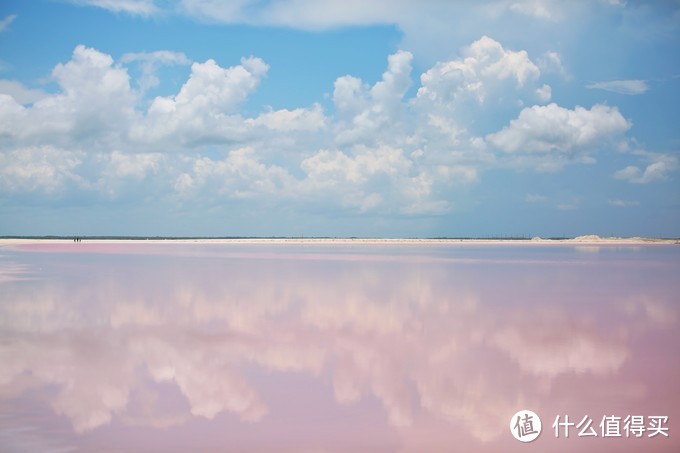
[0,235,677,246]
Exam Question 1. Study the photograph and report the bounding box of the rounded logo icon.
[510,409,542,442]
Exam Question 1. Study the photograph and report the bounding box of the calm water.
[0,242,678,452]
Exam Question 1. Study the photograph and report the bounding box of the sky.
[0,0,678,238]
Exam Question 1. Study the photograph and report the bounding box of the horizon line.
[2,235,679,241]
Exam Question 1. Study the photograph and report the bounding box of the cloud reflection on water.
[0,244,678,451]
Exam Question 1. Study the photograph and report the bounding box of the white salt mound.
[573,235,602,241]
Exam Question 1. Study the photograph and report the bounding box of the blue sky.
[0,0,678,237]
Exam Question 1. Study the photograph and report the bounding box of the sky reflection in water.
[0,243,678,452]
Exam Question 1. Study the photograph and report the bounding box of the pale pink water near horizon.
[1,242,678,452]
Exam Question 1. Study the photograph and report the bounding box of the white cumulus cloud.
[487,103,630,155]
[0,45,138,147]
[0,146,83,194]
[139,57,269,146]
[613,153,678,184]
[333,50,413,145]
[417,36,542,108]
[247,104,326,131]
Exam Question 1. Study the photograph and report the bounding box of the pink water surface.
[0,242,678,452]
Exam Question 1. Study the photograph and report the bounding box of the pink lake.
[0,242,678,452]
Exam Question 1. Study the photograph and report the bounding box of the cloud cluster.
[488,103,629,153]
[0,35,667,218]
[487,103,630,170]
[0,146,83,194]
[613,150,678,184]
[417,35,542,108]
